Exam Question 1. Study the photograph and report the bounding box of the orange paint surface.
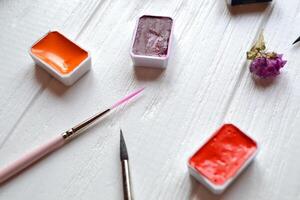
[31,31,88,75]
[189,124,257,185]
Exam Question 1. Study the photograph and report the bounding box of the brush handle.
[0,135,65,184]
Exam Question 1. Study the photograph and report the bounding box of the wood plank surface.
[0,0,299,199]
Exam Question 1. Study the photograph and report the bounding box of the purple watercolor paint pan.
[130,15,174,68]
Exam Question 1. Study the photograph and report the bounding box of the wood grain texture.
[0,0,300,199]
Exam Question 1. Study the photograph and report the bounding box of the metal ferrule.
[122,160,133,200]
[61,108,110,141]
[62,128,76,141]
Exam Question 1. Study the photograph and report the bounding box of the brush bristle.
[111,87,144,110]
[293,36,300,45]
[120,129,129,160]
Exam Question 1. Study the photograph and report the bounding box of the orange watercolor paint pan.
[188,124,258,194]
[29,31,91,86]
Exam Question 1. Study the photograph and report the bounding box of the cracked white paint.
[0,0,300,199]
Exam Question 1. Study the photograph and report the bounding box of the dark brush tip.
[120,129,128,161]
[293,36,300,45]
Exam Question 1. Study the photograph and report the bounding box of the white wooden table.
[1,0,300,199]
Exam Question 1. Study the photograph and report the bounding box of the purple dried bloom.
[249,54,287,78]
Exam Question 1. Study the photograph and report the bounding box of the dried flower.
[249,54,287,78]
[247,32,287,78]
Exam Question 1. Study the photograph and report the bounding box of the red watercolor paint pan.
[188,124,258,194]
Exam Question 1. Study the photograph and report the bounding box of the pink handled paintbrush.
[0,88,144,184]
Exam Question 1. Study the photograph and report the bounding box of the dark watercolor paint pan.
[227,0,272,6]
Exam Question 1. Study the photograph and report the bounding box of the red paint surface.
[189,124,257,185]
